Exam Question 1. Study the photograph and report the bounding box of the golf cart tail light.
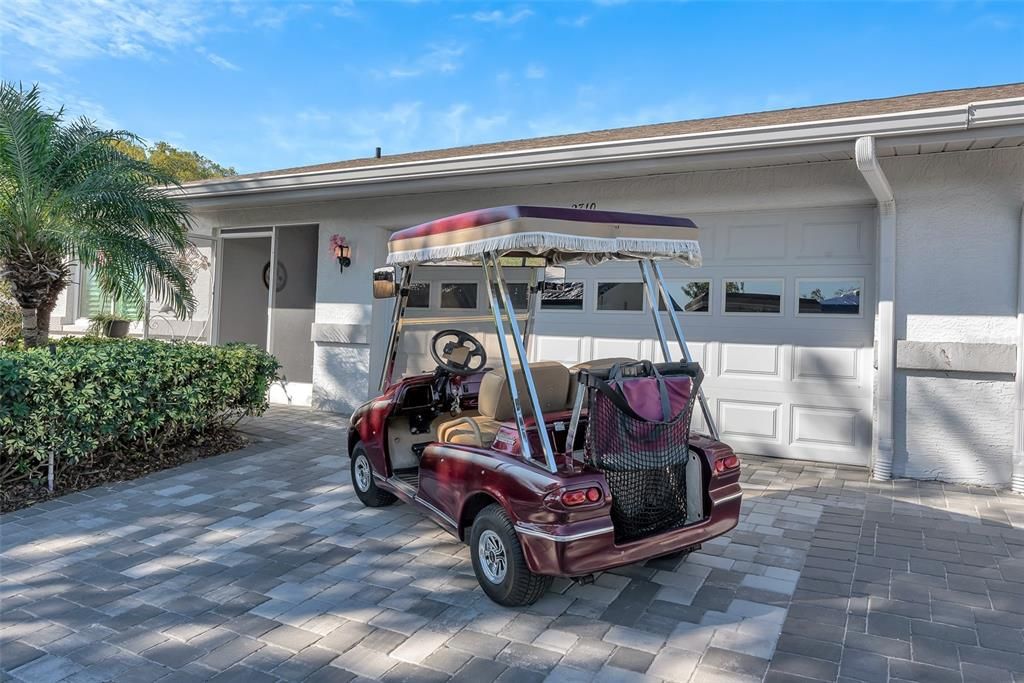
[560,487,602,507]
[714,455,740,473]
[561,490,588,506]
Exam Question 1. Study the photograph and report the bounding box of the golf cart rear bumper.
[515,486,741,577]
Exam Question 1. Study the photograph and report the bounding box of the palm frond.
[0,80,198,336]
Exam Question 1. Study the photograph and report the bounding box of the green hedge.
[0,338,279,488]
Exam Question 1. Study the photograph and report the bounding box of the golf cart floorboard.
[391,467,419,491]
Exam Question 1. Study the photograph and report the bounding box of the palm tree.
[0,82,195,347]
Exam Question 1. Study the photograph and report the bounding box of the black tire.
[470,504,552,606]
[350,443,396,507]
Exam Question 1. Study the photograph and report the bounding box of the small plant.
[87,312,134,338]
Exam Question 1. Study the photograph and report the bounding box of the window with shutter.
[83,269,143,320]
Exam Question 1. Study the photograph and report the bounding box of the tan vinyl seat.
[437,361,570,447]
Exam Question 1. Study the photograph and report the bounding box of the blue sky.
[3,1,1021,174]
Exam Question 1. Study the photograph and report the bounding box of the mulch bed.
[1,428,250,513]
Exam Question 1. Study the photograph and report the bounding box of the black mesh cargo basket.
[579,361,702,544]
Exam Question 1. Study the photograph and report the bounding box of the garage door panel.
[535,335,584,365]
[792,346,861,383]
[652,341,706,365]
[719,343,782,378]
[717,399,781,441]
[794,220,869,260]
[722,223,787,260]
[790,404,859,448]
[592,337,644,361]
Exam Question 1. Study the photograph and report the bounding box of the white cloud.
[373,42,466,79]
[257,101,511,165]
[465,8,533,25]
[559,15,591,28]
[331,0,359,18]
[525,63,546,79]
[194,46,240,71]
[969,14,1016,31]
[0,0,209,64]
[439,103,508,145]
[205,52,241,71]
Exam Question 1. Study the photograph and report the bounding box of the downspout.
[1014,205,1024,494]
[855,136,896,480]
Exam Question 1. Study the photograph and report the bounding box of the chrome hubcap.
[354,455,371,492]
[478,530,507,584]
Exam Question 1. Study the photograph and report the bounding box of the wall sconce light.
[330,234,351,273]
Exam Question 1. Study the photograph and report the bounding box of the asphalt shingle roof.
[184,83,1024,186]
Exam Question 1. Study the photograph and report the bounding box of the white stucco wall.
[884,147,1024,485]
[191,159,878,415]
[115,144,1023,487]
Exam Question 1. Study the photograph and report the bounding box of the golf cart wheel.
[350,443,396,507]
[470,504,552,606]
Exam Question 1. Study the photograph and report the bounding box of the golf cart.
[349,206,741,606]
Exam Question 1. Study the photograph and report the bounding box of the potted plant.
[88,313,132,338]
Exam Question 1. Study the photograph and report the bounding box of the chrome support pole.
[650,260,720,440]
[379,266,413,392]
[482,255,534,463]
[565,384,586,457]
[491,253,559,473]
[639,260,673,361]
[522,266,540,358]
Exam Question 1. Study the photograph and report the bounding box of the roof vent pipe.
[375,147,382,159]
[855,136,896,481]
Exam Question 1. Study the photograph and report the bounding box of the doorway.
[217,224,319,402]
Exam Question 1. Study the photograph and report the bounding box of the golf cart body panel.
[349,206,741,603]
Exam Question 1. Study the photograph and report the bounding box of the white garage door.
[532,206,876,466]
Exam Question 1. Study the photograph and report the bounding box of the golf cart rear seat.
[437,362,570,447]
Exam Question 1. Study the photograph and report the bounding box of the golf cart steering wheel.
[430,329,487,376]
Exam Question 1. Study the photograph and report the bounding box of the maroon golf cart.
[348,206,741,606]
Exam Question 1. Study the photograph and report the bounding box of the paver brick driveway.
[3,407,1024,683]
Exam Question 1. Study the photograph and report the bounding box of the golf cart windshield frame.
[378,254,719,475]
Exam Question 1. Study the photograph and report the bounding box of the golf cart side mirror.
[372,266,399,299]
[543,265,566,289]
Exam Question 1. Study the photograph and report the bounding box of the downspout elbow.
[855,136,895,208]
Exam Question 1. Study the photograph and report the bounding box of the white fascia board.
[176,99,1022,201]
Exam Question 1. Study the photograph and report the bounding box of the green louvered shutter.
[85,270,108,317]
[84,269,143,321]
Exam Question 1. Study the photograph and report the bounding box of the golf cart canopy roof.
[386,205,701,267]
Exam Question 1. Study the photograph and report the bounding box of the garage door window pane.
[441,283,478,309]
[659,280,711,313]
[724,279,783,314]
[797,279,861,315]
[488,283,530,310]
[541,282,584,310]
[597,283,644,311]
[406,282,430,308]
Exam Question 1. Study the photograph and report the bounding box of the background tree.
[0,82,197,346]
[113,140,236,183]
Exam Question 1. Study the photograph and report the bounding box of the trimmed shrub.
[0,338,279,491]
